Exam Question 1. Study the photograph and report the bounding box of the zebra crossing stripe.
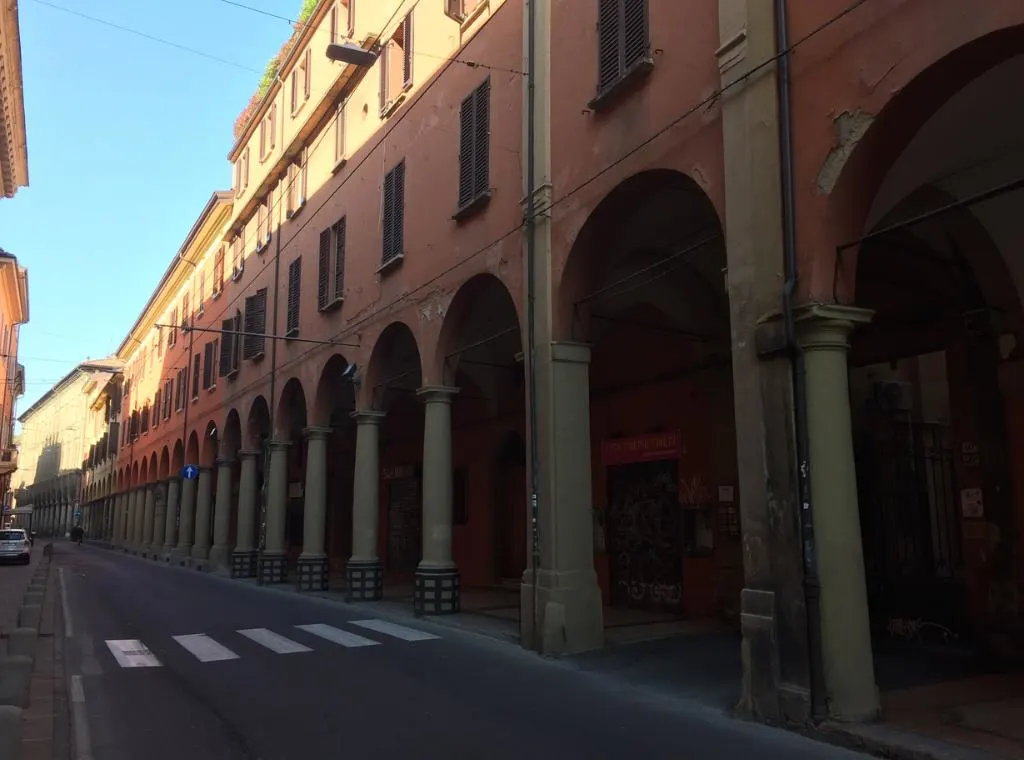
[237,628,312,654]
[105,639,162,668]
[348,619,440,642]
[173,634,240,662]
[295,623,380,648]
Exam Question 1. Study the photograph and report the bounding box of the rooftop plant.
[233,0,323,141]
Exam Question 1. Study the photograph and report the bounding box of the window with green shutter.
[592,0,652,108]
[286,257,302,337]
[455,78,490,218]
[382,160,405,268]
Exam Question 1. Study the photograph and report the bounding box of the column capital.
[350,409,386,424]
[796,304,874,352]
[215,457,236,468]
[551,341,592,364]
[238,449,261,460]
[303,426,333,441]
[267,439,292,451]
[416,385,460,404]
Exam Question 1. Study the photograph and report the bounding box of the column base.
[520,568,604,655]
[345,560,384,602]
[297,556,329,592]
[231,550,258,578]
[257,553,288,585]
[191,545,210,561]
[171,546,192,566]
[209,545,230,570]
[160,544,175,562]
[413,567,460,616]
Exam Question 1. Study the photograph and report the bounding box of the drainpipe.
[775,0,826,719]
[524,0,543,650]
[260,95,286,563]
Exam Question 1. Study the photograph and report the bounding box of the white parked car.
[0,528,31,565]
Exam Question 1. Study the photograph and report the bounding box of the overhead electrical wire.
[27,0,261,73]
[36,0,879,412]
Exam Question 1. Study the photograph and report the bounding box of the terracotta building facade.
[78,0,1024,727]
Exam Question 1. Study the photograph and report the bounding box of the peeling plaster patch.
[816,109,875,196]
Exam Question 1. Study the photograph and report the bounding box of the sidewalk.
[0,543,69,760]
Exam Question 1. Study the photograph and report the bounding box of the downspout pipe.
[524,0,542,650]
[775,0,826,720]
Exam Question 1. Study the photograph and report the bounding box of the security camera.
[341,362,358,381]
[209,426,218,440]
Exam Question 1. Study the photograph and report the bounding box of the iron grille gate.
[856,419,967,643]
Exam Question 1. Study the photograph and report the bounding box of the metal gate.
[856,419,967,642]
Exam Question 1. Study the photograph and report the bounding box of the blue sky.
[0,0,297,425]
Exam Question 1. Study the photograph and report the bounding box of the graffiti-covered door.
[607,459,684,612]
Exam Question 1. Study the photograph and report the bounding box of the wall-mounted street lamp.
[325,42,377,67]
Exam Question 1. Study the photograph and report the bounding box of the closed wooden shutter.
[318,229,331,310]
[203,341,214,389]
[457,79,490,210]
[286,257,302,335]
[402,14,413,88]
[303,49,312,98]
[219,318,234,377]
[597,0,648,95]
[333,217,346,299]
[192,354,201,399]
[243,289,267,359]
[382,160,405,264]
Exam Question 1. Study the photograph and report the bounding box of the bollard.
[16,604,41,630]
[22,592,43,608]
[0,656,32,707]
[7,629,37,659]
[0,705,23,759]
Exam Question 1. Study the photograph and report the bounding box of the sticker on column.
[961,487,984,519]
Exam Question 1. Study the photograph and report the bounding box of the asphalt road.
[57,544,867,760]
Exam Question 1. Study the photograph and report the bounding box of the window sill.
[459,0,489,32]
[285,327,300,340]
[249,351,266,364]
[286,200,307,221]
[207,384,217,393]
[587,56,655,112]
[377,253,404,275]
[452,190,491,222]
[379,93,406,120]
[222,368,239,381]
[331,157,348,175]
[211,291,221,301]
[231,267,244,282]
[319,296,344,313]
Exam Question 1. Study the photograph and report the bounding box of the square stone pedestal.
[297,556,329,592]
[345,560,384,602]
[414,567,460,616]
[257,553,288,585]
[231,550,257,578]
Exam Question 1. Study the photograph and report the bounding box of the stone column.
[414,386,460,615]
[141,485,156,557]
[151,482,167,557]
[298,427,331,591]
[174,475,197,562]
[231,450,260,578]
[134,489,147,548]
[258,440,290,584]
[209,458,235,569]
[521,343,605,654]
[162,478,181,558]
[347,410,385,601]
[191,467,214,561]
[797,304,879,722]
[112,495,122,544]
[125,491,138,552]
